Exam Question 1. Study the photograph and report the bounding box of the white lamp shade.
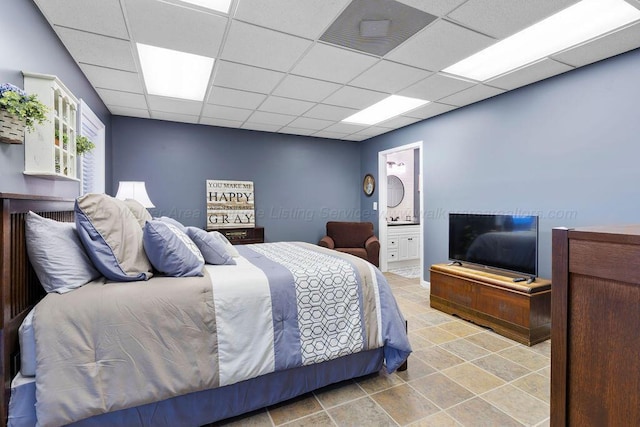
[115,181,155,208]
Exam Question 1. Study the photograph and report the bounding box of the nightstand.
[215,227,264,245]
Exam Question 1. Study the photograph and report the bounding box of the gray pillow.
[123,198,152,228]
[75,193,153,282]
[144,220,205,277]
[155,216,186,232]
[210,231,240,258]
[25,211,101,293]
[19,308,36,376]
[186,227,236,265]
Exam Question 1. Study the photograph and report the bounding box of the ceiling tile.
[437,84,505,106]
[247,111,296,126]
[272,75,341,102]
[402,102,457,119]
[200,117,244,128]
[234,0,351,39]
[241,122,283,132]
[312,130,350,139]
[291,43,379,84]
[287,117,335,131]
[109,105,150,118]
[34,0,129,38]
[79,64,144,93]
[147,96,203,115]
[396,0,468,16]
[349,61,431,92]
[208,86,267,109]
[53,27,137,72]
[213,61,285,94]
[487,59,574,91]
[202,104,253,121]
[377,115,422,128]
[97,88,147,109]
[221,21,312,72]
[322,86,388,109]
[152,111,199,124]
[258,96,315,116]
[551,22,640,68]
[303,104,358,121]
[322,122,366,134]
[386,19,495,71]
[352,126,393,137]
[447,0,580,38]
[342,134,368,141]
[279,127,317,136]
[399,73,475,101]
[124,0,227,57]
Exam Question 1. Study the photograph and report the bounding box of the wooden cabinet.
[216,227,264,245]
[388,224,419,265]
[23,72,79,180]
[551,226,640,426]
[430,264,551,346]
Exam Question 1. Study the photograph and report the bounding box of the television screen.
[448,213,538,276]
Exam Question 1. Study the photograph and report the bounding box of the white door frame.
[378,141,424,284]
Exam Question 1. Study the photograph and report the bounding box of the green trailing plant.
[76,135,95,155]
[0,83,48,132]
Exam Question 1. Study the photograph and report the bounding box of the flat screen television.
[448,213,538,277]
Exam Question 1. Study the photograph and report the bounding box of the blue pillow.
[155,216,187,232]
[25,211,101,293]
[186,227,236,266]
[144,220,205,277]
[75,194,153,282]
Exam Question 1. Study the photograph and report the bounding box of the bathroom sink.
[387,221,419,226]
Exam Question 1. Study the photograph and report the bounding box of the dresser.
[215,226,264,245]
[551,225,640,426]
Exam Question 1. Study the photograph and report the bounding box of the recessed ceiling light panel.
[137,43,214,101]
[176,0,232,14]
[342,95,429,125]
[444,0,640,81]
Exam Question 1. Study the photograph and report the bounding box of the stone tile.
[529,339,551,358]
[447,397,524,427]
[415,310,455,326]
[471,354,531,382]
[482,384,549,426]
[355,370,404,394]
[415,326,458,344]
[408,331,435,350]
[268,393,323,425]
[409,411,462,426]
[512,372,550,404]
[314,379,366,408]
[410,373,475,409]
[464,331,515,352]
[438,320,483,337]
[412,346,465,371]
[536,417,551,427]
[440,338,491,361]
[213,408,272,426]
[406,316,434,330]
[537,365,551,378]
[395,356,437,382]
[498,346,550,371]
[281,411,335,426]
[442,362,505,394]
[372,384,440,425]
[328,396,396,426]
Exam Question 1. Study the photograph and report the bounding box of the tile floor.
[213,273,551,427]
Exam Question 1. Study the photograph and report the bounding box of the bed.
[0,193,411,427]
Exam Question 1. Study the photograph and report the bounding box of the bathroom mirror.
[387,175,404,208]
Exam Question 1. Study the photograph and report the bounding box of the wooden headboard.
[0,193,75,425]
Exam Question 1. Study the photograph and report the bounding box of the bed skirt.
[9,348,384,427]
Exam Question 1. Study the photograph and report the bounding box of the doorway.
[378,141,425,285]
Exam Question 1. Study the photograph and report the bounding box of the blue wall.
[0,0,110,197]
[360,48,640,279]
[111,117,361,243]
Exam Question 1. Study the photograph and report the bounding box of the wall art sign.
[206,179,255,230]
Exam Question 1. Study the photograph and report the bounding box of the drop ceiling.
[33,0,640,141]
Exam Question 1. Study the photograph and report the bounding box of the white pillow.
[18,308,36,377]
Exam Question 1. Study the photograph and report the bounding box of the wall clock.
[363,174,375,197]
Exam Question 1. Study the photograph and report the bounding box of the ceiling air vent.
[320,0,437,57]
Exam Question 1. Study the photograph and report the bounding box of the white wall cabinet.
[388,224,420,265]
[23,72,79,180]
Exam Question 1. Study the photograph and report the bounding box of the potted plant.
[0,83,48,143]
[54,128,60,146]
[76,135,95,155]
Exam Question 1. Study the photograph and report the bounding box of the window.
[78,100,105,194]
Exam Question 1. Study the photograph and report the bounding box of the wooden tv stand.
[429,264,551,346]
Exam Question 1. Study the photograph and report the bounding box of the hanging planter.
[0,83,48,144]
[0,109,26,144]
